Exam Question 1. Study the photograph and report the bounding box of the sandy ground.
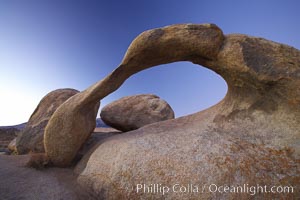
[0,155,96,200]
[0,127,120,200]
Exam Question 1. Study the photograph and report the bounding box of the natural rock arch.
[108,60,228,118]
[44,23,300,174]
[43,24,223,167]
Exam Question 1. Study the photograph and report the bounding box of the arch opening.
[100,61,228,118]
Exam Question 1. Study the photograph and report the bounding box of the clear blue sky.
[0,0,299,125]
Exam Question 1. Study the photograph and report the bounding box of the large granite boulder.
[100,94,175,131]
[16,88,79,154]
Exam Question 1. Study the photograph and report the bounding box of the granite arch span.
[44,25,300,197]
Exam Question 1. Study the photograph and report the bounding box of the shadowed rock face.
[16,88,79,154]
[45,23,299,198]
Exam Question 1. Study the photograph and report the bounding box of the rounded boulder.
[100,94,175,132]
[16,88,79,154]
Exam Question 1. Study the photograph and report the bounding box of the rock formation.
[100,94,174,131]
[43,23,224,167]
[16,89,79,154]
[45,23,299,199]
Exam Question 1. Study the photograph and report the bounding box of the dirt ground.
[0,127,120,200]
[0,155,95,200]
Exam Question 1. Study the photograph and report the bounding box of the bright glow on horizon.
[0,85,39,126]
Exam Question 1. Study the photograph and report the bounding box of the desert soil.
[0,127,120,200]
[0,155,96,200]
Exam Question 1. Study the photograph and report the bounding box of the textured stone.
[44,91,100,167]
[66,24,299,199]
[16,88,79,154]
[74,127,120,175]
[100,94,174,131]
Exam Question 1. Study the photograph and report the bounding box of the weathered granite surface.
[45,23,299,199]
[100,94,174,131]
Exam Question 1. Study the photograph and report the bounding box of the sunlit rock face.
[44,92,100,167]
[100,94,175,132]
[44,23,299,199]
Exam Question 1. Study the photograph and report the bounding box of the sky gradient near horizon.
[0,0,299,126]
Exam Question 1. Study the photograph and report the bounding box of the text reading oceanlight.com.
[135,183,294,196]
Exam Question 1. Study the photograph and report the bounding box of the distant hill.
[0,119,107,132]
[0,123,27,131]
